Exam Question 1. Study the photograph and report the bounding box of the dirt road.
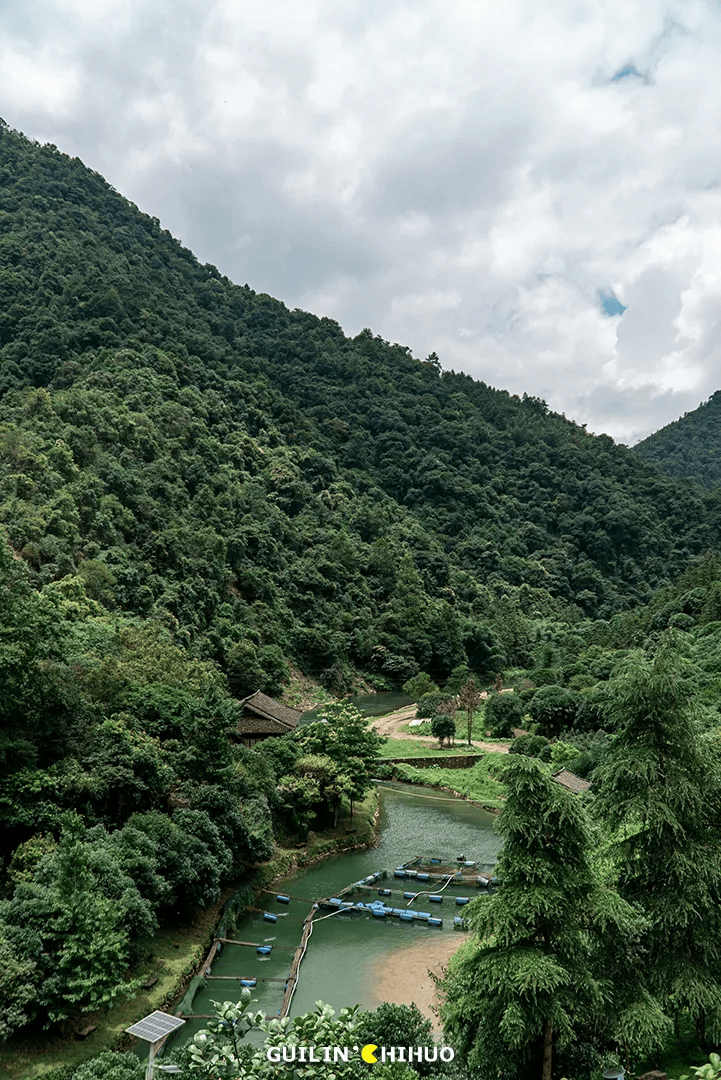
[371,705,510,754]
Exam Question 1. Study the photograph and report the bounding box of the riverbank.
[251,788,380,891]
[6,791,380,1080]
[387,758,507,812]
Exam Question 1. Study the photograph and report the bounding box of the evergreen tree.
[593,640,721,1048]
[440,755,668,1080]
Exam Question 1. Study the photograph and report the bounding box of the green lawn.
[390,756,507,810]
[379,737,484,759]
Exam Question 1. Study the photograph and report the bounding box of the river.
[165,780,500,1053]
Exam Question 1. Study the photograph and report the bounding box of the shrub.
[509,734,549,758]
[485,693,525,737]
[529,685,581,737]
[416,692,450,718]
[402,672,438,699]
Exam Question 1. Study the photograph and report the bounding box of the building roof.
[552,768,591,794]
[237,691,303,735]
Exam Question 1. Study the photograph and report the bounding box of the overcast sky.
[2,0,721,443]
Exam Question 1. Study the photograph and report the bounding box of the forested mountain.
[5,117,721,1052]
[635,390,721,488]
[2,117,721,696]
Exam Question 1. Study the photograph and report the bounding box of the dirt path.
[365,936,460,1034]
[371,705,510,754]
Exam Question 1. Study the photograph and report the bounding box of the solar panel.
[126,1011,186,1043]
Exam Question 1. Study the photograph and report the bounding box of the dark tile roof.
[237,691,302,734]
[552,768,591,793]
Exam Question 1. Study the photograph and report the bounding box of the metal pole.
[146,1039,157,1080]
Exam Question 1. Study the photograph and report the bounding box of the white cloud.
[2,0,721,441]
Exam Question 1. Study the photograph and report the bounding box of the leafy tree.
[72,1052,144,1079]
[593,642,721,1048]
[457,676,482,745]
[402,671,438,699]
[293,705,383,818]
[0,928,37,1040]
[485,692,525,738]
[353,1002,434,1076]
[184,994,361,1079]
[431,713,456,749]
[0,533,68,778]
[416,692,450,719]
[529,685,580,738]
[0,817,136,1026]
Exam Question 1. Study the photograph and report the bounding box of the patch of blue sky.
[600,294,627,317]
[612,65,643,81]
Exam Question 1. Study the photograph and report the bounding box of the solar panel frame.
[125,1011,185,1043]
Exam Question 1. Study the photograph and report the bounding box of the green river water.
[163,780,500,1054]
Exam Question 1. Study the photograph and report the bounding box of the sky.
[1,1,721,444]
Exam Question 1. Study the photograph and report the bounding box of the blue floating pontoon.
[263,912,278,922]
[256,945,272,955]
[429,895,443,903]
[428,917,443,927]
[400,911,414,921]
[240,978,257,987]
[417,872,430,881]
[378,888,392,896]
[455,896,470,906]
[403,891,418,900]
[453,916,465,928]
[276,894,290,904]
[393,870,406,878]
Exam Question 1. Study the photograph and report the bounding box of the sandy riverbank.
[364,936,461,1035]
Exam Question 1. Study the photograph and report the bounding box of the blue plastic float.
[256,945,272,955]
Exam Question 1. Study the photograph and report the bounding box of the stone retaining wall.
[386,753,485,769]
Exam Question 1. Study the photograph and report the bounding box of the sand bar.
[365,936,461,1034]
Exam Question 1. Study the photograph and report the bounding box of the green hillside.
[5,118,721,1072]
[2,117,720,695]
[635,390,721,488]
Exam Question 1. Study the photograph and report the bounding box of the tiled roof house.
[551,768,591,794]
[236,691,303,748]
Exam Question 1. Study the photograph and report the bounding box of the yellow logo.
[361,1044,378,1064]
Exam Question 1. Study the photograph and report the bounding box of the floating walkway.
[177,855,496,1022]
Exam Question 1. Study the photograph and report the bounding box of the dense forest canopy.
[2,116,721,700]
[635,390,721,488]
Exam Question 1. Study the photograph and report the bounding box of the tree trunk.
[696,1007,708,1053]
[541,1018,552,1080]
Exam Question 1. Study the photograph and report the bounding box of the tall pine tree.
[440,755,669,1079]
[593,640,721,1049]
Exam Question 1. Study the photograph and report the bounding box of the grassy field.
[379,737,485,759]
[391,756,507,810]
[3,791,379,1080]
